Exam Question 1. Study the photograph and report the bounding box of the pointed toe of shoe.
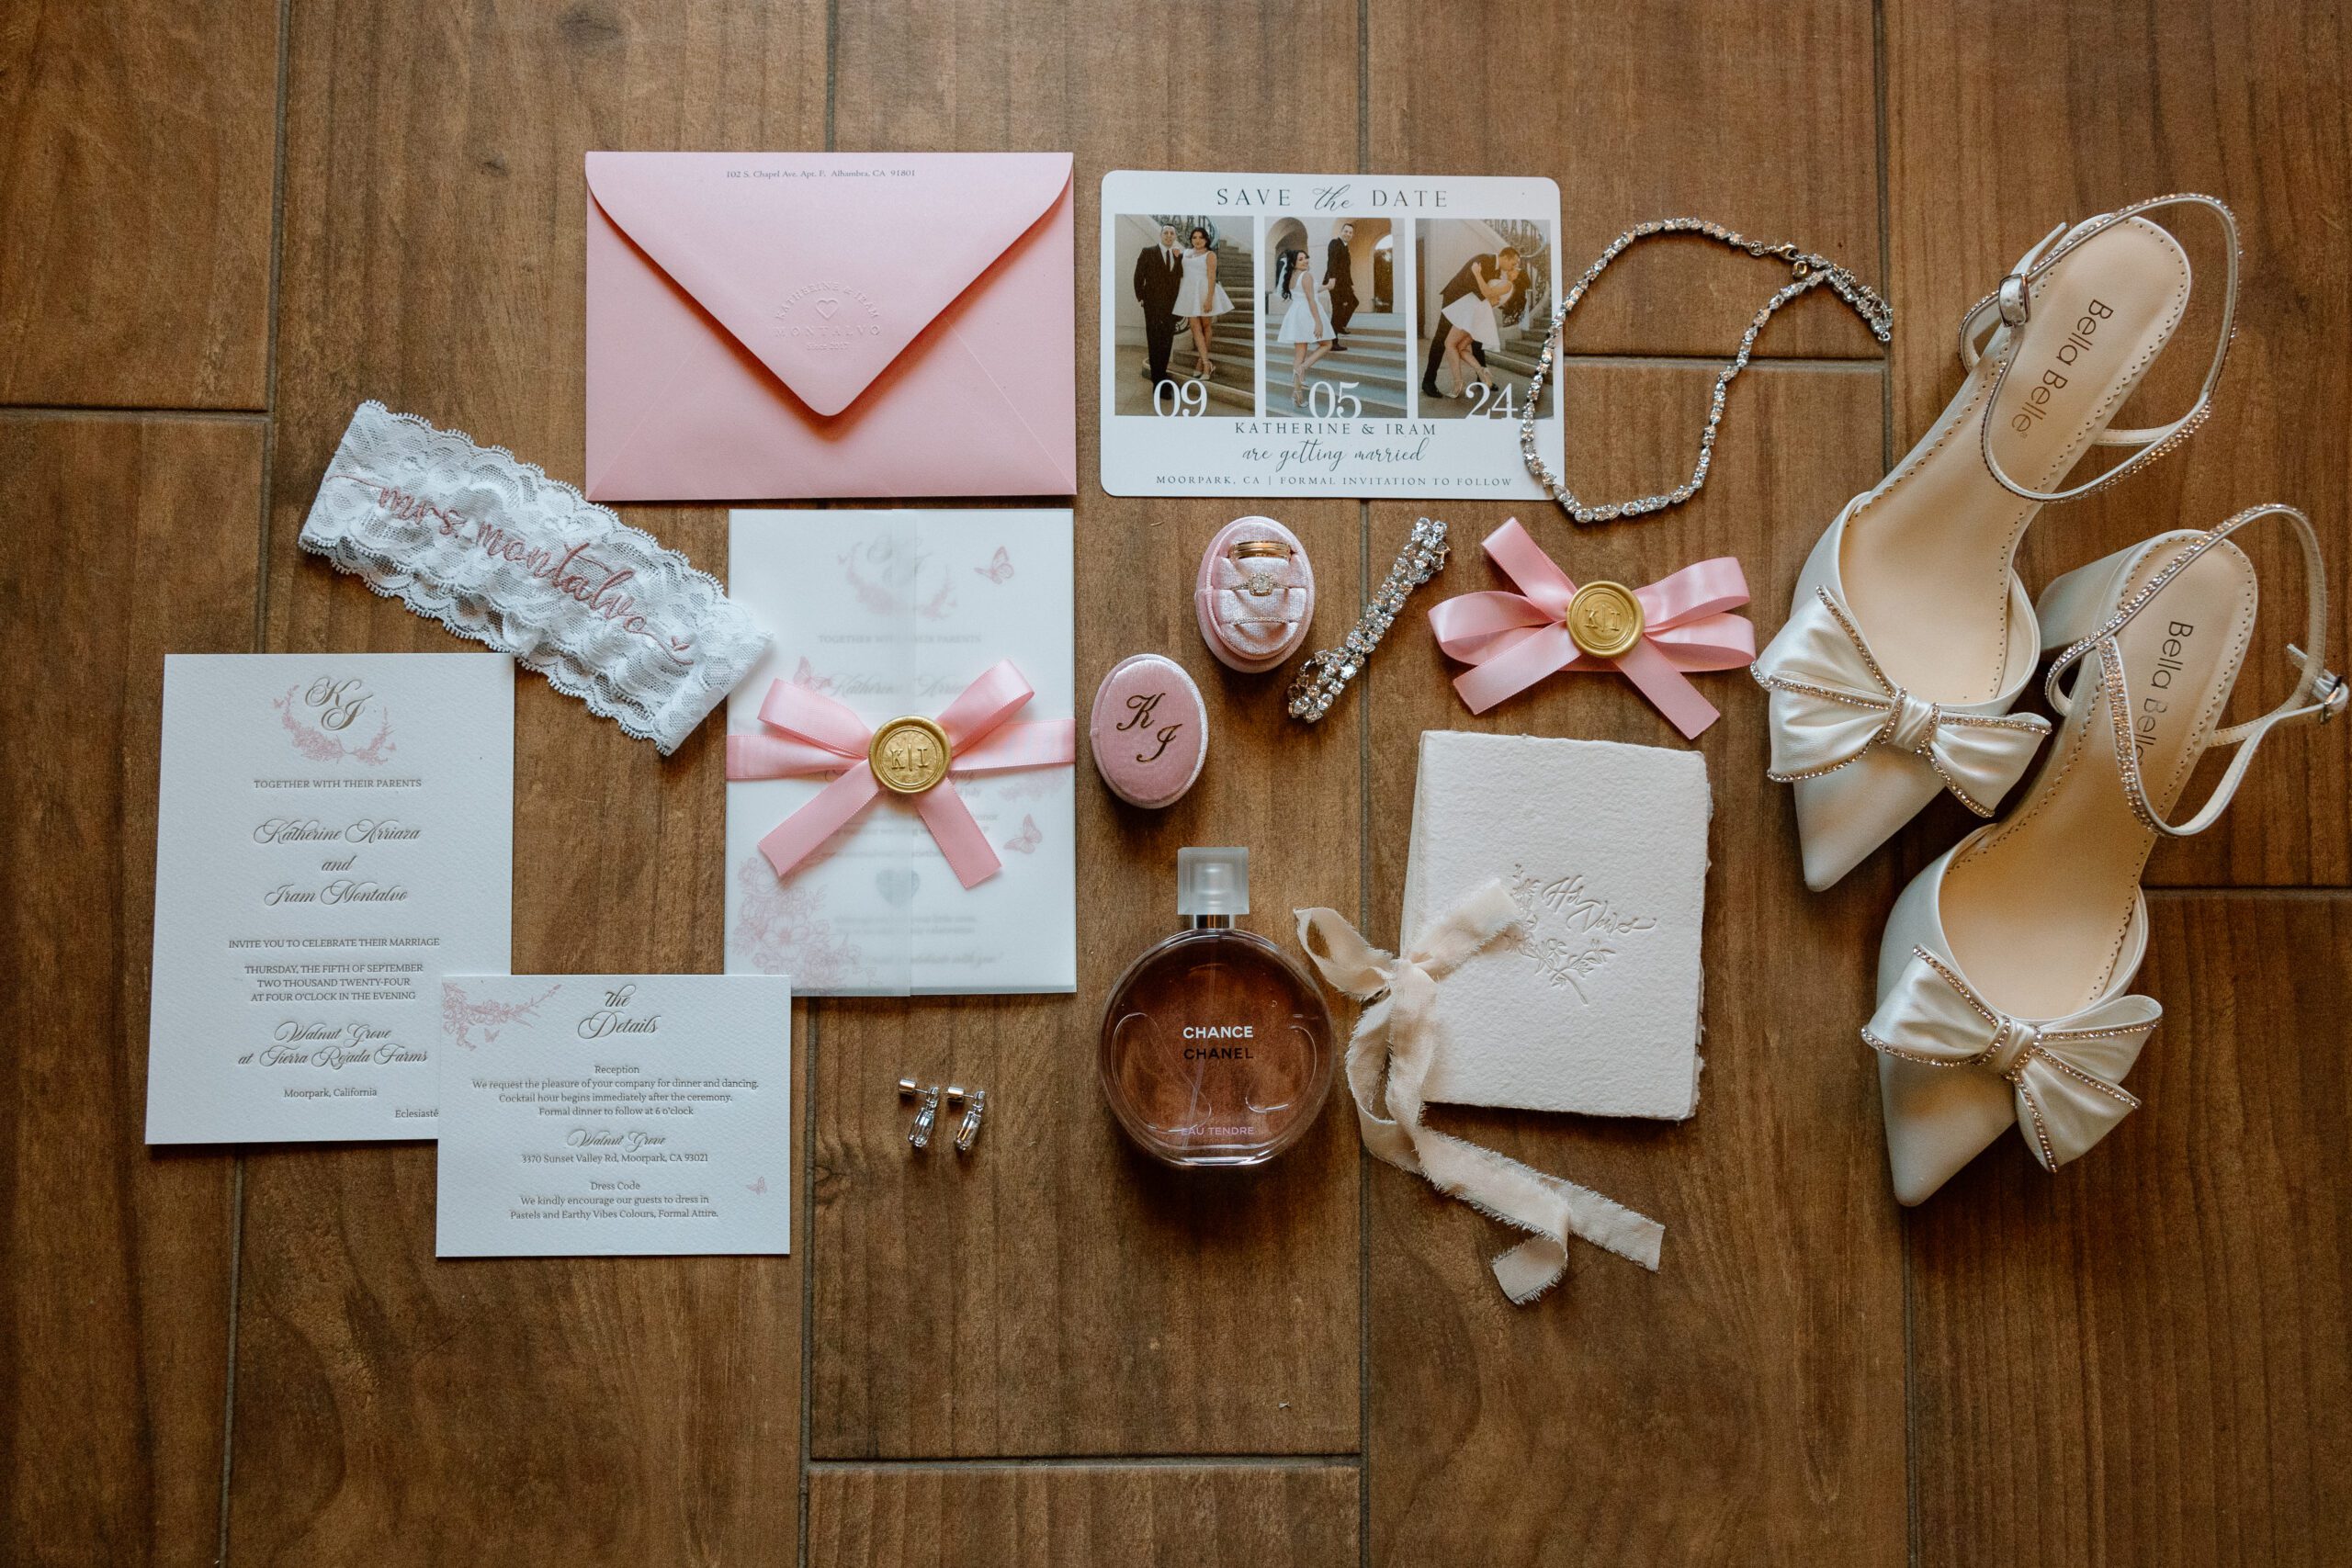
[1791,754,1944,891]
[1797,817,1871,893]
[1877,1054,2016,1205]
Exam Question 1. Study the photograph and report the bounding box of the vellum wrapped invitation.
[722,509,1075,997]
[1399,730,1710,1120]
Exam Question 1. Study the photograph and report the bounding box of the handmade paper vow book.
[1399,731,1710,1119]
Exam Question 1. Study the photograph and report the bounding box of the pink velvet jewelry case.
[1089,654,1207,808]
[1195,516,1314,672]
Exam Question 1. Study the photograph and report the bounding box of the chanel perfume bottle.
[1099,847,1337,1168]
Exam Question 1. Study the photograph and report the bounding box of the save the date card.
[1099,169,1563,498]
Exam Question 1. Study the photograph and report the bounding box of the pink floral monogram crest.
[840,535,956,621]
[275,676,395,766]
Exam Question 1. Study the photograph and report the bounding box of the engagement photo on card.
[1112,214,1256,419]
[1417,217,1555,421]
[1264,215,1407,417]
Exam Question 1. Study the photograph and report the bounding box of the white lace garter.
[299,401,768,754]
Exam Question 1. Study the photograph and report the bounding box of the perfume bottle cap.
[1177,846,1250,919]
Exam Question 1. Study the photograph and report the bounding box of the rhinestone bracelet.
[1519,219,1893,525]
[1287,517,1450,723]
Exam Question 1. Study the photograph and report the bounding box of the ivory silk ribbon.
[1865,945,2161,1172]
[1427,518,1754,739]
[1295,883,1665,1305]
[724,660,1074,889]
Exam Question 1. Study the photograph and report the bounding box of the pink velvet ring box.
[1089,654,1207,808]
[1195,516,1314,672]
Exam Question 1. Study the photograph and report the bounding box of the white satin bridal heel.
[1753,194,2241,889]
[1865,503,2343,1203]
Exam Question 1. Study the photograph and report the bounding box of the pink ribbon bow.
[725,660,1073,889]
[1427,518,1755,738]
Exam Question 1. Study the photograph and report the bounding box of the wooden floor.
[4,2,2347,1564]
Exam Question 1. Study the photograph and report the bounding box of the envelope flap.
[586,152,1074,417]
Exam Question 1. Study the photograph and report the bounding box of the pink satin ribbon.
[724,660,1074,889]
[1427,518,1755,739]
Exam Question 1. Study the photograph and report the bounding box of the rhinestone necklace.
[1518,219,1893,525]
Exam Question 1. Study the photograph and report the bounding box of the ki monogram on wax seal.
[869,715,952,795]
[1565,581,1645,659]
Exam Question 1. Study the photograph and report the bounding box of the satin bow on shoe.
[726,660,1073,889]
[1426,518,1754,739]
[1751,588,2052,816]
[1295,883,1664,1305]
[1864,945,2161,1174]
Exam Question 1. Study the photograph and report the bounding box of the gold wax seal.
[1565,581,1645,659]
[868,715,951,795]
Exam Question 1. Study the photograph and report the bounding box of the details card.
[1099,168,1564,497]
[435,974,793,1258]
[144,653,514,1144]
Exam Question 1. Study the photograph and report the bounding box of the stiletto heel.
[1752,194,2242,889]
[1866,503,2342,1202]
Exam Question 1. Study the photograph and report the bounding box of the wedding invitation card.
[1098,168,1565,497]
[1399,730,1711,1120]
[723,509,1076,995]
[144,653,514,1144]
[435,974,793,1258]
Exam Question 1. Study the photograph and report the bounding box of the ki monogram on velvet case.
[1100,168,1564,498]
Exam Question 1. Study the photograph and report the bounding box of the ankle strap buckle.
[1996,273,2031,328]
[2290,647,2347,722]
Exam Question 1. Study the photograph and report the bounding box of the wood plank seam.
[1356,13,1376,1563]
[1870,10,1917,1567]
[216,5,292,1552]
[805,1456,1366,1471]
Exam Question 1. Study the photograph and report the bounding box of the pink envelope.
[585,152,1076,501]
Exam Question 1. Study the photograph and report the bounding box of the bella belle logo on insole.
[2133,618,2197,761]
[2009,297,2113,435]
[773,280,882,350]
